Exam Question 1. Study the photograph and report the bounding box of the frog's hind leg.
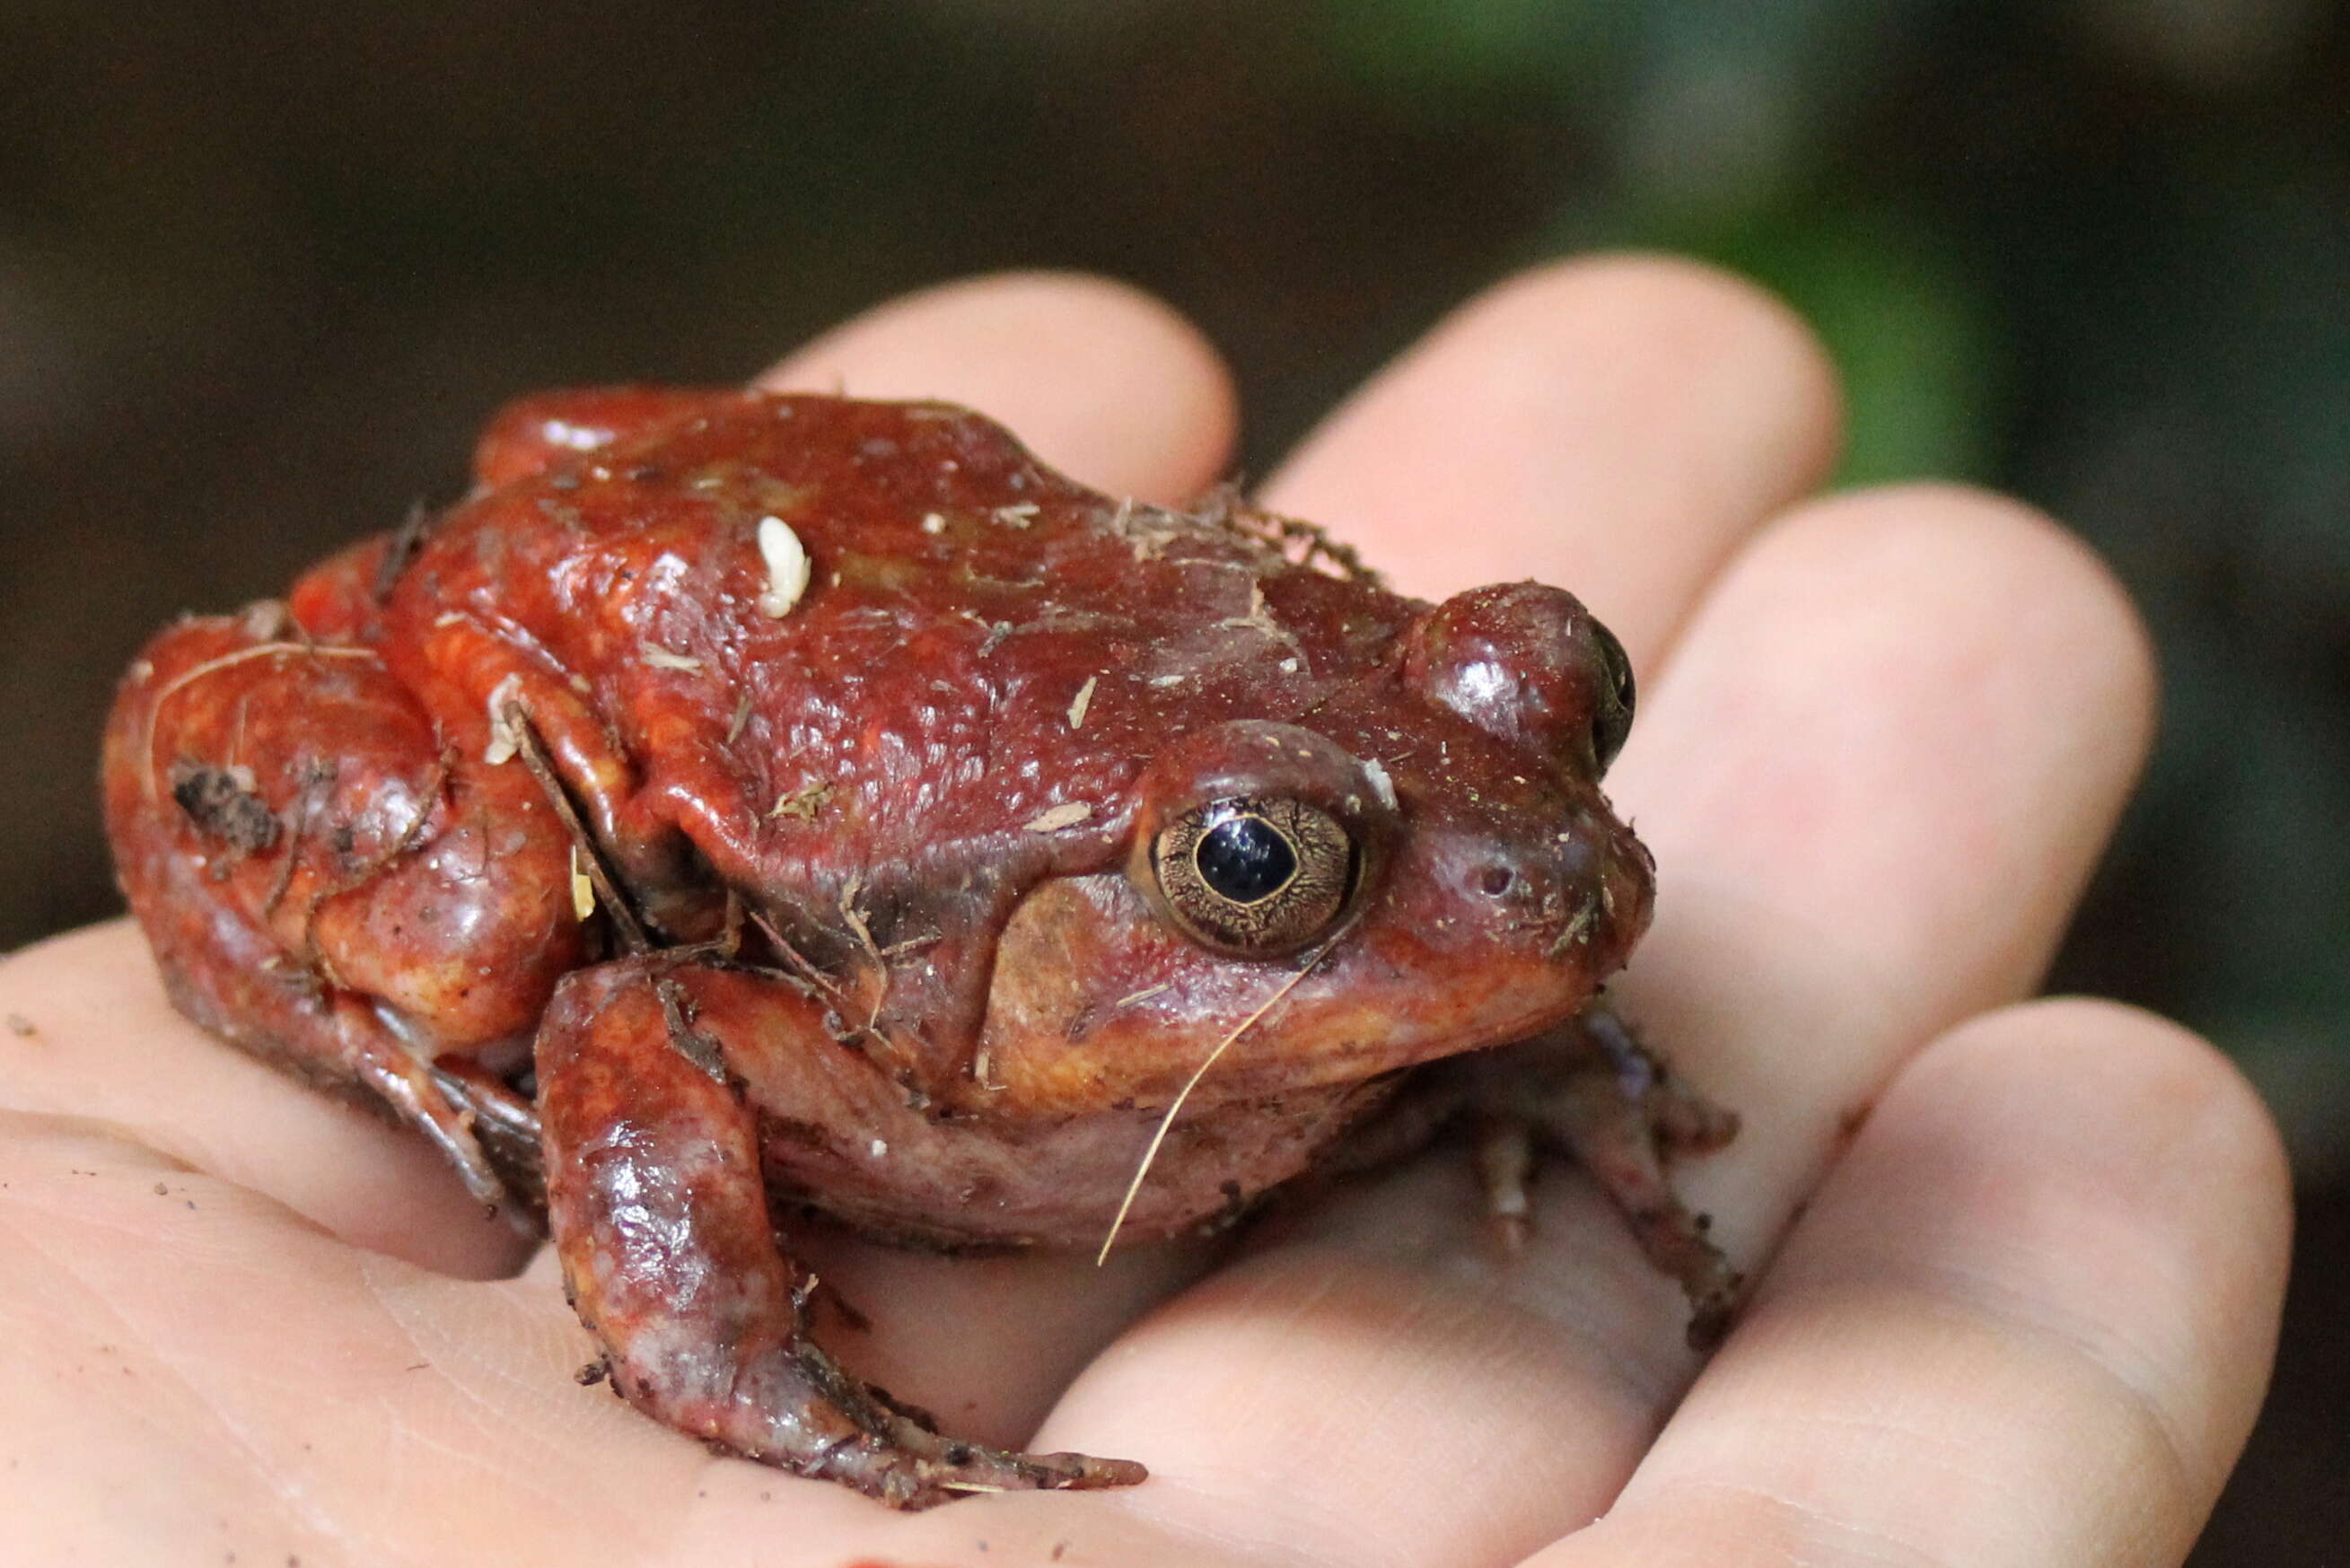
[537,957,1146,1509]
[102,607,578,1207]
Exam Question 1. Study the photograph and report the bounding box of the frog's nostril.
[1477,864,1515,898]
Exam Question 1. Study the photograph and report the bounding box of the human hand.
[0,262,2287,1566]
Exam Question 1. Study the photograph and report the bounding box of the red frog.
[101,389,1738,1508]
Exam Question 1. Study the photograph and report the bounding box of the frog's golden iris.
[1148,794,1357,956]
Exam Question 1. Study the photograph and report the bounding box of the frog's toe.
[1448,1004,1745,1345]
[894,1443,1146,1508]
[820,1381,1146,1507]
[989,1446,1149,1494]
[794,1411,1145,1510]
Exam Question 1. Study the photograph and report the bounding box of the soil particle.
[171,764,281,854]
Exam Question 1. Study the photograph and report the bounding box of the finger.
[1027,487,2159,1564]
[1518,998,2291,1568]
[760,269,1239,505]
[1609,486,2160,1256]
[1260,255,1842,665]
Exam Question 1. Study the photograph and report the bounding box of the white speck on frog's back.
[756,515,811,618]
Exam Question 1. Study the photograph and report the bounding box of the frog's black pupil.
[1195,815,1296,904]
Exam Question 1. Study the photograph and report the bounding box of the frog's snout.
[1443,802,1654,971]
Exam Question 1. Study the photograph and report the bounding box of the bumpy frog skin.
[102,390,1738,1507]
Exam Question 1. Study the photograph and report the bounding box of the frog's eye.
[1590,617,1635,772]
[1150,796,1356,956]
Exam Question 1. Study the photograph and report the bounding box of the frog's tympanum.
[103,390,1739,1508]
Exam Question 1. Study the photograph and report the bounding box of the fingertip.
[1496,251,1847,496]
[760,270,1238,504]
[1770,481,2161,771]
[1916,994,2293,1314]
[1794,994,2293,1485]
[1611,483,2165,1106]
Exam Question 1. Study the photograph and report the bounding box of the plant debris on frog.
[102,388,1738,1509]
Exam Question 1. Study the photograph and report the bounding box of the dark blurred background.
[3,2,2344,1556]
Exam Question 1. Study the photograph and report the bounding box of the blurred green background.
[3,2,2343,1557]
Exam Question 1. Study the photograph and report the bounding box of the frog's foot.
[714,1334,1144,1506]
[537,958,1147,1510]
[1450,1005,1742,1349]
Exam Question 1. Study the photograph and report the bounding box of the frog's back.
[385,393,1420,948]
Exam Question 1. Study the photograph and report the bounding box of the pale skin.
[0,260,2289,1567]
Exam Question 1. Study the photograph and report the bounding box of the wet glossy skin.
[102,390,1724,1506]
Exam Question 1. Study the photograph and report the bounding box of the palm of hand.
[0,263,2286,1568]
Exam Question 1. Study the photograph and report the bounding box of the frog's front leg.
[1344,1011,1748,1345]
[1413,1006,1743,1347]
[537,957,1147,1510]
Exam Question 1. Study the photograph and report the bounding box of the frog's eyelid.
[1590,618,1635,774]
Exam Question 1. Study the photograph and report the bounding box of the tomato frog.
[102,388,1738,1507]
